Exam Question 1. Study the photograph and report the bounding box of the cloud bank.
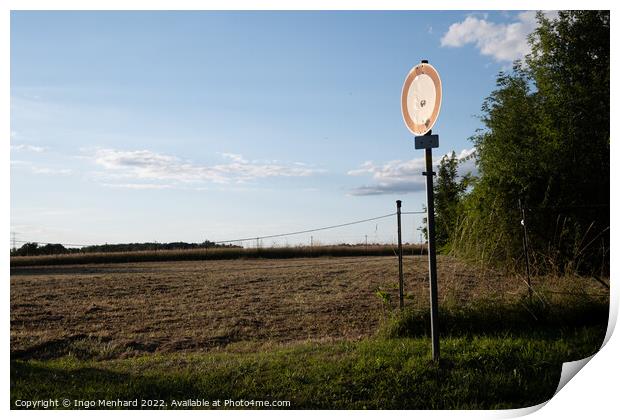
[441,11,557,63]
[348,148,476,196]
[90,148,323,187]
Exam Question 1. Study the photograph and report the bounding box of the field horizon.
[10,244,427,267]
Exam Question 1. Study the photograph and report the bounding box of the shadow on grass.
[379,296,609,340]
[10,360,207,409]
[11,343,563,410]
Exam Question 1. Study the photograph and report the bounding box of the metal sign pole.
[422,142,440,362]
[396,200,404,311]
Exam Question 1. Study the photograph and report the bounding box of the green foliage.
[10,240,237,257]
[374,290,392,306]
[451,11,609,274]
[434,151,470,250]
[12,242,42,256]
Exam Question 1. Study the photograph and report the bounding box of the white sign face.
[408,74,436,127]
[401,62,442,136]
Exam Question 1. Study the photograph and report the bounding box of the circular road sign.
[401,61,442,136]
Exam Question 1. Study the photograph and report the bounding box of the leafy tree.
[454,11,609,274]
[40,243,68,255]
[14,242,40,256]
[9,240,242,257]
[526,11,610,273]
[434,151,469,250]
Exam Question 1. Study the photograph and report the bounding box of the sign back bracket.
[414,133,439,150]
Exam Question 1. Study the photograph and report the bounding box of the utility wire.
[11,212,404,249]
[212,212,398,244]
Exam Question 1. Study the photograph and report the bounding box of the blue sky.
[10,10,546,247]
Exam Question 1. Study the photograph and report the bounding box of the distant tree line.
[433,11,609,275]
[11,240,240,256]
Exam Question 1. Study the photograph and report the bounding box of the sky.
[10,10,549,247]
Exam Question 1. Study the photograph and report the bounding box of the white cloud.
[219,153,248,164]
[456,147,476,161]
[10,160,29,166]
[454,147,477,179]
[348,181,426,196]
[348,148,477,196]
[347,157,428,196]
[90,148,323,185]
[441,11,557,63]
[30,167,72,175]
[11,144,47,153]
[101,183,173,190]
[10,160,72,176]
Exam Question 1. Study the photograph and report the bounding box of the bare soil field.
[10,255,607,359]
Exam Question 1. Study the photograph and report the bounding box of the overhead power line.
[212,213,399,244]
[11,211,429,249]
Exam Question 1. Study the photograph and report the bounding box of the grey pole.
[397,200,404,310]
[423,146,440,362]
[518,198,533,299]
